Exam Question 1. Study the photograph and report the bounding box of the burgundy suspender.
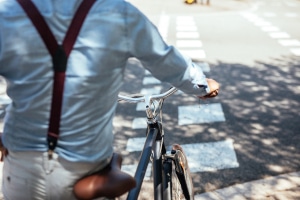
[17,0,96,158]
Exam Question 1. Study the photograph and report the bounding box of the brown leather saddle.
[73,153,136,200]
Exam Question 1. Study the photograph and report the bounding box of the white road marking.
[269,32,290,39]
[240,12,259,21]
[181,140,239,172]
[261,26,280,32]
[124,139,239,173]
[178,103,225,125]
[0,94,11,105]
[278,39,300,46]
[176,40,203,48]
[176,26,198,31]
[122,163,152,180]
[179,49,206,59]
[175,16,206,59]
[176,16,194,21]
[142,77,161,85]
[241,12,299,57]
[254,21,272,27]
[140,87,162,95]
[263,12,276,17]
[136,102,146,111]
[126,137,146,152]
[176,32,200,39]
[285,2,298,7]
[145,70,151,75]
[132,117,147,129]
[195,62,210,72]
[285,13,298,18]
[176,20,196,26]
[290,48,300,56]
[158,13,170,40]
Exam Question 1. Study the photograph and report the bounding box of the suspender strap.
[63,0,97,56]
[17,0,96,157]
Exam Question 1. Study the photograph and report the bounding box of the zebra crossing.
[240,11,300,56]
[120,14,239,178]
[245,0,300,56]
[121,3,300,176]
[120,1,300,178]
[175,16,206,60]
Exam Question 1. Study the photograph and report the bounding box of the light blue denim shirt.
[0,0,209,162]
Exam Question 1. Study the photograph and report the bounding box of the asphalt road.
[0,0,299,199]
[113,0,300,197]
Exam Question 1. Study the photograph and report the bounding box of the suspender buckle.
[48,149,54,159]
[47,132,57,160]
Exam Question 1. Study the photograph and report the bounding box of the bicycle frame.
[119,87,193,200]
[126,121,167,200]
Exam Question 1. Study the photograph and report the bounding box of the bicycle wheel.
[171,144,194,200]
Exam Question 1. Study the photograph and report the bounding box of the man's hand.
[199,78,219,99]
[0,132,8,161]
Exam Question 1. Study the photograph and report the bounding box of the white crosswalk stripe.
[178,103,226,125]
[278,39,300,46]
[122,163,152,180]
[180,141,239,173]
[142,77,161,85]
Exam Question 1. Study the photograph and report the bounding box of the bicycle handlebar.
[118,87,178,104]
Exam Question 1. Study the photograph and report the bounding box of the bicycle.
[118,87,194,200]
[74,87,194,200]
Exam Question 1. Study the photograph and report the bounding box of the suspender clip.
[48,149,54,160]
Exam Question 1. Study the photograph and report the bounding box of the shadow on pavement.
[115,55,300,195]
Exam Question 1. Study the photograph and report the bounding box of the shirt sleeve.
[125,3,210,96]
[0,17,2,64]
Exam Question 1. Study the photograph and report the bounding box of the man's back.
[0,1,219,199]
[0,0,211,162]
[0,0,137,162]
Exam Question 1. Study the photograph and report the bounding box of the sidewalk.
[195,171,300,200]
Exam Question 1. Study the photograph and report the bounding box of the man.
[0,0,219,199]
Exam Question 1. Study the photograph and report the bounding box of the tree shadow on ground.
[191,55,300,193]
[114,55,300,194]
